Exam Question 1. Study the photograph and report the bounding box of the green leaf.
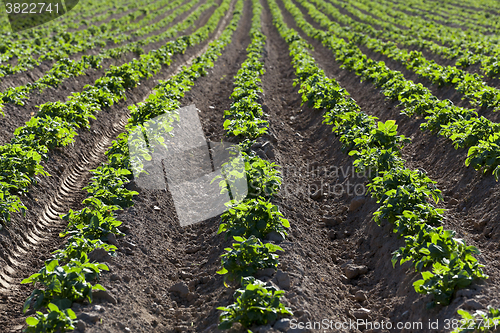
[25,317,39,326]
[47,303,60,312]
[46,260,59,272]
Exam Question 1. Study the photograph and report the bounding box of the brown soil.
[1,0,500,332]
[0,1,237,331]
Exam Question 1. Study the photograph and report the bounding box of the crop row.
[453,306,500,333]
[0,0,225,226]
[217,0,292,329]
[302,0,500,109]
[0,0,210,111]
[437,0,500,14]
[386,0,499,34]
[344,0,500,49]
[20,0,234,330]
[273,0,487,307]
[0,0,132,59]
[0,0,126,38]
[0,0,179,77]
[382,0,499,42]
[289,0,500,181]
[332,0,500,78]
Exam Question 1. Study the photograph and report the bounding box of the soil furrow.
[261,0,500,331]
[0,3,236,329]
[59,1,257,332]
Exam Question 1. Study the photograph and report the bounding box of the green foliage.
[465,133,500,181]
[218,198,290,240]
[52,235,117,263]
[20,3,246,332]
[60,198,123,240]
[83,166,138,209]
[0,0,223,225]
[223,9,267,140]
[37,100,97,130]
[244,154,282,200]
[0,144,49,192]
[12,116,77,150]
[0,0,190,83]
[0,187,26,225]
[24,303,77,333]
[267,0,487,308]
[414,254,488,307]
[217,236,282,283]
[452,306,500,333]
[218,277,292,329]
[297,0,500,180]
[21,258,107,312]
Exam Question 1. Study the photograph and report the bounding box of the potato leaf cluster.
[217,236,282,283]
[218,277,292,329]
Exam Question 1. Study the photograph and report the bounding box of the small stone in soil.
[92,290,117,304]
[276,270,291,290]
[274,318,291,331]
[309,187,323,200]
[266,231,284,242]
[169,282,189,298]
[354,290,367,302]
[463,299,483,310]
[77,320,86,332]
[180,271,193,279]
[344,264,368,279]
[352,308,371,320]
[89,248,111,262]
[110,273,121,281]
[322,216,341,226]
[256,267,276,278]
[185,246,200,254]
[107,233,118,246]
[78,313,99,323]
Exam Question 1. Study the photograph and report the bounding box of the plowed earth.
[1,0,500,332]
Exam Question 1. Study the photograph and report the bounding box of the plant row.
[343,0,500,50]
[453,306,500,333]
[387,0,499,34]
[0,0,178,77]
[0,0,227,226]
[292,0,500,181]
[0,0,125,38]
[20,0,236,330]
[303,0,500,110]
[2,0,154,46]
[438,0,500,13]
[331,0,500,78]
[217,0,292,329]
[272,0,487,307]
[0,0,209,111]
[0,0,131,60]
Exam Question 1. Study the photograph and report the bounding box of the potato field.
[1,0,500,332]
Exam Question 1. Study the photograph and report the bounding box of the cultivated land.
[1,0,500,332]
